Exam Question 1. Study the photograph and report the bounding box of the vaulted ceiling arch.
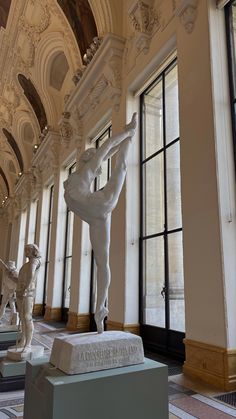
[34,31,75,127]
[2,128,24,173]
[17,74,48,134]
[57,0,98,59]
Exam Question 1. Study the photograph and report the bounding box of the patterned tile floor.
[0,320,235,418]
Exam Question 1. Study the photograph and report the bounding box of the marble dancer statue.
[64,113,137,333]
[16,244,41,351]
[0,259,18,324]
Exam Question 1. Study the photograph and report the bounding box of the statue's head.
[25,244,41,259]
[7,260,16,270]
[79,148,96,163]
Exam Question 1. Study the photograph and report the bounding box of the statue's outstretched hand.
[125,112,137,135]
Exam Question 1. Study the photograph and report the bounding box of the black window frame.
[139,58,185,358]
[61,162,76,320]
[43,184,54,310]
[225,0,236,170]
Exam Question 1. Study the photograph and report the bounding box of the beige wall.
[0,1,236,374]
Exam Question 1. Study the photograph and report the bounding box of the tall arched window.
[62,162,76,321]
[140,59,185,358]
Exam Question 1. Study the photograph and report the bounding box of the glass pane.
[49,186,54,223]
[64,257,72,308]
[165,65,179,144]
[66,210,74,256]
[96,129,111,189]
[98,161,109,189]
[168,232,185,332]
[143,153,164,236]
[143,79,163,159]
[143,236,165,327]
[166,142,182,230]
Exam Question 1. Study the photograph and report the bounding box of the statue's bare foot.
[125,112,137,136]
[21,345,31,353]
[95,307,109,334]
[16,340,26,349]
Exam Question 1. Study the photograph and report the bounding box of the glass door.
[140,59,185,358]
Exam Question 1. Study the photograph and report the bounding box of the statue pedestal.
[0,353,49,392]
[50,331,144,374]
[7,345,44,361]
[24,357,168,419]
[0,326,20,350]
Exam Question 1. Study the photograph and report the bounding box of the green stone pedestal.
[24,357,168,419]
[0,354,49,392]
[0,328,20,350]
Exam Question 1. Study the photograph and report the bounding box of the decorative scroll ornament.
[59,112,73,148]
[17,4,50,68]
[129,0,161,54]
[175,0,198,34]
[72,68,85,86]
[79,76,109,117]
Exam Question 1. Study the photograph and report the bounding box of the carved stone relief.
[17,3,51,68]
[175,0,198,34]
[128,0,161,55]
[59,112,73,148]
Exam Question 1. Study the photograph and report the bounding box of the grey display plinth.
[24,357,168,419]
[0,354,49,392]
[0,328,20,350]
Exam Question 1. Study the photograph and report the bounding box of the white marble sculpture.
[7,244,44,361]
[64,113,137,333]
[0,259,18,324]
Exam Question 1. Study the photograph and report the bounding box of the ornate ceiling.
[0,0,98,207]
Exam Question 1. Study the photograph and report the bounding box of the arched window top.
[50,51,69,91]
[18,74,47,132]
[0,167,9,196]
[2,128,24,173]
[57,0,97,57]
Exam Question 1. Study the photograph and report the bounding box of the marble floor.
[0,320,235,418]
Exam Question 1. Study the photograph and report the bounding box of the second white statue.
[7,244,44,361]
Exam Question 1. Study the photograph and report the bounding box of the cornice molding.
[65,33,126,117]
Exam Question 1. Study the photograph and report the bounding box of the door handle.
[161,285,167,300]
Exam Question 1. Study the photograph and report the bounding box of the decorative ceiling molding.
[59,111,73,148]
[89,0,113,34]
[65,34,126,118]
[128,0,161,55]
[175,0,198,34]
[48,0,82,68]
